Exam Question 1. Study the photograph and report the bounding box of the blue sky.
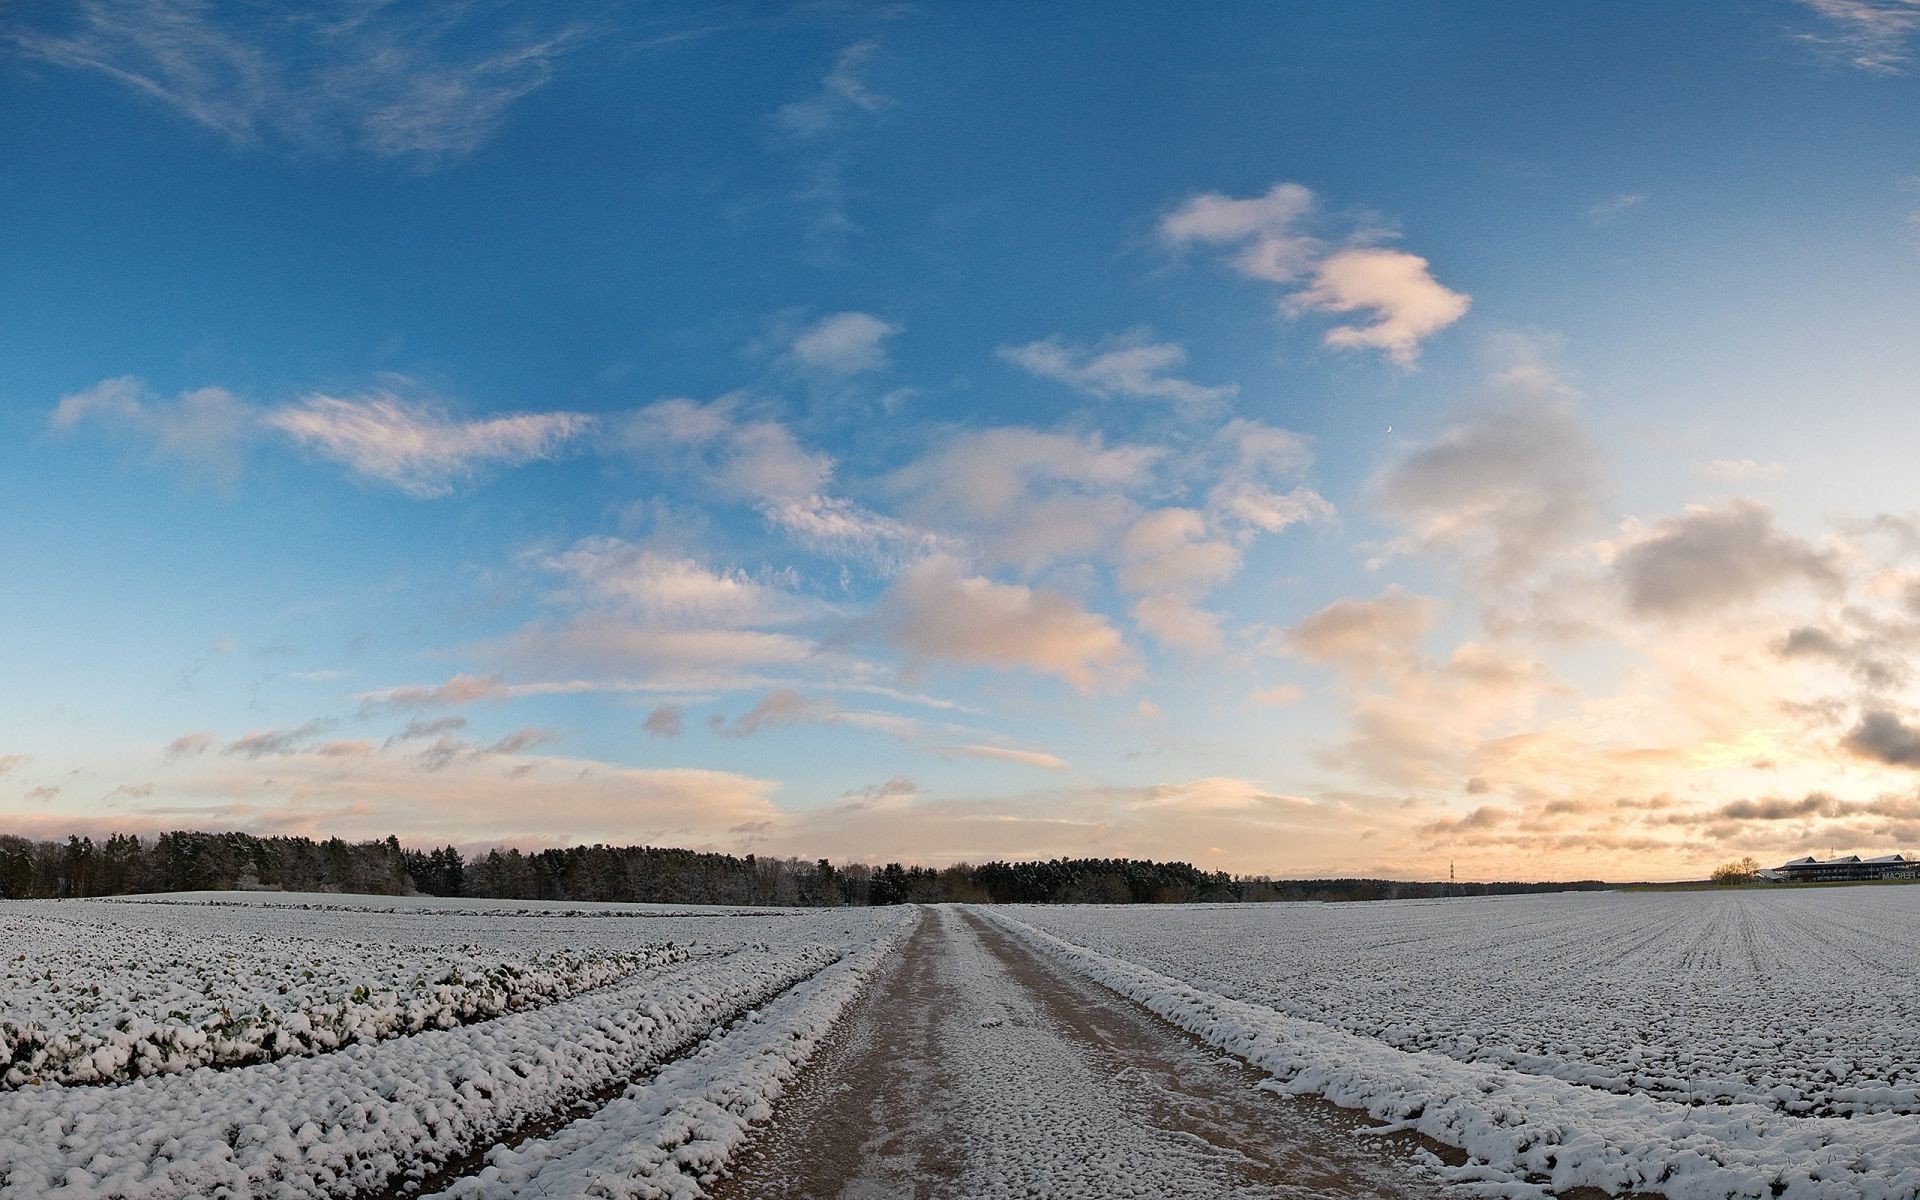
[5,0,1920,879]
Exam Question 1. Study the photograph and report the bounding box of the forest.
[0,829,1610,905]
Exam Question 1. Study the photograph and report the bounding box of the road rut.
[713,905,1455,1199]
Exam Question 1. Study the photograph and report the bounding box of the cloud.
[642,705,685,738]
[0,755,27,779]
[926,744,1070,771]
[487,727,560,756]
[539,538,828,627]
[886,428,1162,573]
[1613,499,1840,618]
[1285,586,1442,679]
[1160,181,1467,365]
[50,376,257,483]
[165,731,218,758]
[883,554,1138,691]
[357,674,509,713]
[1795,0,1920,72]
[1252,684,1304,707]
[270,390,593,497]
[786,312,899,378]
[149,747,786,846]
[1130,593,1225,656]
[773,39,892,246]
[1843,709,1920,766]
[222,719,333,759]
[1283,247,1472,367]
[387,716,469,745]
[775,38,892,136]
[1204,419,1336,536]
[12,0,585,165]
[1159,182,1319,281]
[998,332,1237,406]
[1696,458,1786,483]
[1118,508,1241,596]
[1585,193,1648,222]
[724,689,838,737]
[837,775,919,811]
[620,398,927,562]
[1718,792,1846,820]
[1376,398,1602,585]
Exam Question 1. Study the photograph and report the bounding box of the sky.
[4,0,1920,882]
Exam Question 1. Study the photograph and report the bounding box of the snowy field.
[990,887,1920,1199]
[0,892,912,1198]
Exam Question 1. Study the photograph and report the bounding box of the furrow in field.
[0,943,843,1200]
[981,906,1920,1200]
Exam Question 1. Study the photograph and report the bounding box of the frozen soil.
[714,906,1459,1199]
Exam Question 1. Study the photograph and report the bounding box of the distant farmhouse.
[1766,854,1920,883]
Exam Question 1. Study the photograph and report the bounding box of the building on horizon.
[1770,854,1920,883]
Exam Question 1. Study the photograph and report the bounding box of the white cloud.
[270,391,593,497]
[1375,398,1602,585]
[886,427,1162,572]
[50,376,257,483]
[356,674,509,713]
[1131,593,1226,656]
[620,397,930,562]
[883,554,1138,691]
[773,39,893,246]
[998,332,1237,406]
[1252,684,1304,707]
[1285,586,1443,682]
[1795,0,1920,72]
[775,39,892,137]
[927,744,1070,771]
[538,538,828,627]
[786,311,899,378]
[1203,419,1337,536]
[1283,247,1472,367]
[1696,458,1786,483]
[1117,508,1240,595]
[13,0,585,164]
[1161,181,1468,365]
[1585,193,1648,222]
[1159,182,1319,281]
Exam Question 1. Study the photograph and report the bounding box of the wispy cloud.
[999,331,1238,406]
[1585,192,1648,222]
[773,38,893,247]
[927,744,1069,771]
[10,0,588,166]
[53,375,594,496]
[1795,0,1920,73]
[1696,457,1786,483]
[50,376,257,484]
[270,390,593,497]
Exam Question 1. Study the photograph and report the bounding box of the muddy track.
[716,906,1466,1199]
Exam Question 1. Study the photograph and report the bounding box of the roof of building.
[1775,853,1912,870]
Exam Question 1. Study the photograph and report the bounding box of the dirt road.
[712,906,1454,1199]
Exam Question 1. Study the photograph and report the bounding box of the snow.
[992,888,1920,1117]
[982,893,1920,1200]
[427,906,915,1198]
[0,894,906,1199]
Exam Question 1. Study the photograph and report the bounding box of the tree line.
[0,829,1611,906]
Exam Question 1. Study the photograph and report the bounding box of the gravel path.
[714,905,1454,1199]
